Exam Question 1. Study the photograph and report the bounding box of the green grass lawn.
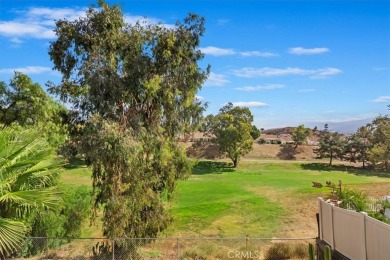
[168,160,390,238]
[59,159,390,238]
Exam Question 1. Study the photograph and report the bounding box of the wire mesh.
[11,237,316,259]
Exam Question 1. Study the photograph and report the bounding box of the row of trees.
[316,116,390,172]
[201,108,389,172]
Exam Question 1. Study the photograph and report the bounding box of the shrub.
[337,188,368,212]
[30,186,91,238]
[264,243,308,260]
[293,243,309,259]
[264,243,292,260]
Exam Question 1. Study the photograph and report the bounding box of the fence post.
[45,237,49,259]
[318,198,323,240]
[246,237,248,260]
[330,204,335,249]
[112,239,115,260]
[176,238,179,259]
[361,212,368,260]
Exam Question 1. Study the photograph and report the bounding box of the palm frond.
[0,126,64,255]
[0,218,26,257]
[0,188,62,215]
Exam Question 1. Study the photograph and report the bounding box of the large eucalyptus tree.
[48,0,209,244]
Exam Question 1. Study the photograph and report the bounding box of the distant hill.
[262,126,329,137]
[262,127,296,135]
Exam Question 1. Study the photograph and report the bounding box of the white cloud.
[370,96,390,103]
[0,6,174,43]
[310,68,342,79]
[0,7,88,41]
[204,72,230,87]
[199,47,277,58]
[235,84,285,92]
[0,21,55,39]
[232,101,268,108]
[240,51,277,57]
[26,7,87,23]
[232,67,342,79]
[195,95,204,101]
[288,47,329,55]
[0,66,53,74]
[199,46,236,56]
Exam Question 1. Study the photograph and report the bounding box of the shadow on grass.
[192,161,235,175]
[300,163,390,178]
[63,157,87,169]
[277,144,297,160]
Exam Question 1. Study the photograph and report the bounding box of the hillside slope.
[186,142,318,161]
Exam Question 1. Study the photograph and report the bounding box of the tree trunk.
[329,153,333,166]
[233,157,238,168]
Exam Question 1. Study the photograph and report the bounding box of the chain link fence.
[10,237,316,259]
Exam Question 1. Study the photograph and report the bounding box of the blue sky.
[0,0,389,132]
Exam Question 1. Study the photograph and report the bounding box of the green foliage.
[49,0,208,244]
[61,186,91,237]
[0,126,62,257]
[324,245,332,260]
[315,124,345,166]
[344,126,371,168]
[0,73,47,126]
[343,115,390,173]
[308,243,315,260]
[0,73,69,147]
[314,180,369,212]
[336,188,368,212]
[291,124,312,148]
[80,116,190,239]
[368,211,390,224]
[29,186,91,238]
[210,103,254,167]
[366,115,390,172]
[250,125,261,140]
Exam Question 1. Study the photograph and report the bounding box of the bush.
[32,186,91,238]
[293,243,309,259]
[337,188,368,212]
[61,186,91,237]
[265,243,308,260]
[264,243,292,260]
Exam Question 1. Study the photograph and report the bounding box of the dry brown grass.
[186,141,318,161]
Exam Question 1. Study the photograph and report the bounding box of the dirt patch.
[247,187,319,238]
[347,182,390,197]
